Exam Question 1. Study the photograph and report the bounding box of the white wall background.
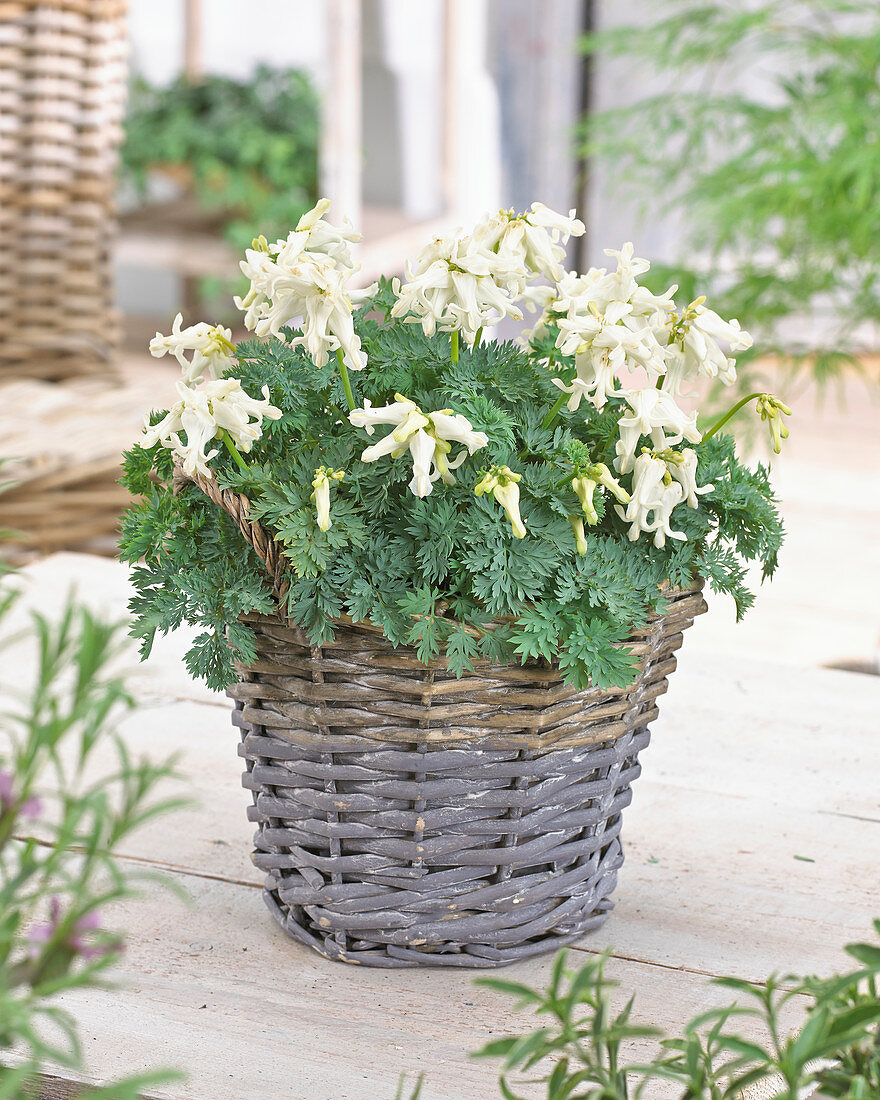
[127,0,327,86]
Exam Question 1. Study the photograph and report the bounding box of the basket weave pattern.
[172,467,706,966]
[0,1,127,381]
[229,588,706,967]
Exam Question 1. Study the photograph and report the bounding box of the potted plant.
[120,200,787,968]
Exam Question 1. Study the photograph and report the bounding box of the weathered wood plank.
[49,872,810,1100]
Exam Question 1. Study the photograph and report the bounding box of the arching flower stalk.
[702,391,793,454]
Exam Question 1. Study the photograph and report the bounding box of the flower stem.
[474,326,483,348]
[336,348,356,411]
[541,390,569,430]
[702,392,765,441]
[219,429,249,474]
[451,330,459,365]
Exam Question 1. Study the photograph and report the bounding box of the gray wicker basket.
[177,467,706,967]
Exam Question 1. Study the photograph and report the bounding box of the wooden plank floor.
[4,554,879,1098]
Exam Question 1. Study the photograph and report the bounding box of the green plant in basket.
[120,199,787,693]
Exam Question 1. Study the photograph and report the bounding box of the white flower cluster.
[149,313,235,385]
[349,394,488,499]
[146,311,281,479]
[234,199,370,373]
[530,243,753,546]
[391,203,585,344]
[143,198,766,549]
[142,379,281,479]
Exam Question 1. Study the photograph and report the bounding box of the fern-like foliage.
[120,297,784,692]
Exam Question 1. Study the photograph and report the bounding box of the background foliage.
[121,65,320,251]
[582,0,880,396]
[465,927,880,1099]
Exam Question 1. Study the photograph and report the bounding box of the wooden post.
[320,0,362,227]
[182,0,204,313]
[183,0,203,81]
[441,0,462,221]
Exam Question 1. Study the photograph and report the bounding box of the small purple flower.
[0,769,42,819]
[28,897,117,961]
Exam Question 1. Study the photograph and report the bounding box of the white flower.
[614,389,702,475]
[472,202,585,285]
[234,198,369,373]
[474,465,526,538]
[391,233,524,343]
[664,300,753,395]
[349,394,488,498]
[554,314,666,409]
[663,447,713,508]
[311,466,345,531]
[601,242,651,299]
[142,383,218,479]
[570,515,588,555]
[615,452,687,548]
[572,474,600,524]
[149,313,235,385]
[142,379,281,479]
[199,379,282,451]
[281,197,361,270]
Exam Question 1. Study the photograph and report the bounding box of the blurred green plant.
[0,585,187,1095]
[463,932,880,1099]
[581,0,880,397]
[121,65,320,252]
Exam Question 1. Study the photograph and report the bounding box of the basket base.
[258,851,623,969]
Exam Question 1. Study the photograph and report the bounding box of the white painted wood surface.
[4,555,879,1098]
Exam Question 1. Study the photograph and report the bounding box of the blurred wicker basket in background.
[0,370,168,560]
[0,0,128,382]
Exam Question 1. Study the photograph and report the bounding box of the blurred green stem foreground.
[0,581,186,1096]
[398,933,880,1099]
[581,0,880,399]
